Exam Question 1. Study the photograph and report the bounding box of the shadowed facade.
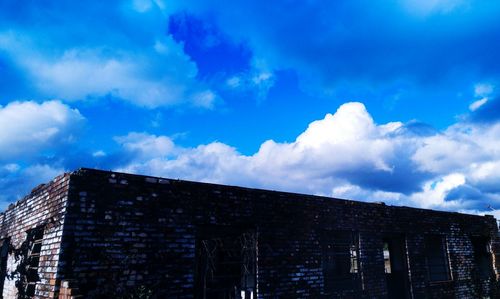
[0,168,499,298]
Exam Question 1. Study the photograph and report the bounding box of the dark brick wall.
[0,168,498,298]
[0,173,70,298]
[57,168,500,298]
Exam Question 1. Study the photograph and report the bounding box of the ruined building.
[0,168,499,298]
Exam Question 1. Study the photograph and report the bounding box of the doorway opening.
[383,237,411,299]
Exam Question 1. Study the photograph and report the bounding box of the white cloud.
[410,173,466,208]
[412,134,480,173]
[467,161,500,193]
[224,68,276,100]
[226,76,241,88]
[23,164,65,181]
[331,183,403,203]
[112,101,500,214]
[115,102,416,197]
[0,10,217,108]
[132,0,154,13]
[1,164,20,173]
[0,101,85,160]
[469,161,500,182]
[292,102,402,172]
[469,97,488,111]
[1,101,495,213]
[475,83,494,97]
[92,150,106,158]
[469,83,495,111]
[115,132,175,160]
[191,90,217,109]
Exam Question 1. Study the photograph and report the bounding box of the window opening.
[321,230,360,293]
[195,227,256,299]
[383,241,391,274]
[0,238,10,297]
[25,227,44,298]
[471,236,493,278]
[384,237,411,299]
[350,244,358,274]
[425,235,451,282]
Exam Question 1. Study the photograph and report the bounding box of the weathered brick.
[1,168,499,298]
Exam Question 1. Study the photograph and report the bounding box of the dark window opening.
[0,238,10,298]
[195,226,256,299]
[383,241,391,274]
[425,235,451,282]
[471,236,493,278]
[321,230,360,293]
[25,227,44,298]
[383,237,411,299]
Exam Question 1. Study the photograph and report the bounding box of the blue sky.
[1,0,500,216]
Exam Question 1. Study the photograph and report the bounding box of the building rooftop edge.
[0,167,495,221]
[73,167,495,221]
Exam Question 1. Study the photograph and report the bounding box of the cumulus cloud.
[118,103,409,191]
[2,100,499,214]
[412,134,481,173]
[113,103,421,200]
[115,132,175,160]
[0,101,85,160]
[411,173,466,209]
[112,101,500,215]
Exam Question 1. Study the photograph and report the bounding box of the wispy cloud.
[0,1,216,108]
[165,0,500,95]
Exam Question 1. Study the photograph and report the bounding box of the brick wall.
[0,173,70,299]
[56,168,500,298]
[0,168,498,298]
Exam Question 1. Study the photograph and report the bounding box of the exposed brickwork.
[0,168,499,298]
[0,173,70,299]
